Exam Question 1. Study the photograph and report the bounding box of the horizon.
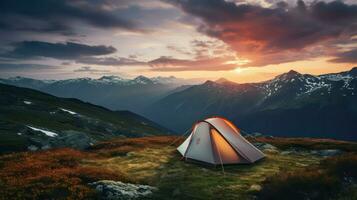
[2,66,356,85]
[0,0,356,83]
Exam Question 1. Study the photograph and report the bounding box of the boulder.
[27,145,38,151]
[251,132,263,137]
[89,180,157,200]
[172,188,181,196]
[254,143,278,151]
[248,184,262,192]
[310,149,342,157]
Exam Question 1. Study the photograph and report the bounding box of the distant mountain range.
[145,67,357,140]
[0,83,171,153]
[1,68,357,140]
[0,75,195,113]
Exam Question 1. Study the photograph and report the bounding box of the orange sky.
[117,57,355,83]
[0,0,356,82]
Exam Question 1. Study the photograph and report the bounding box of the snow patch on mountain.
[319,74,354,90]
[23,101,32,105]
[60,108,77,115]
[303,78,330,95]
[27,126,58,137]
[132,76,153,84]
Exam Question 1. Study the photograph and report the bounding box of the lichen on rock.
[89,180,157,200]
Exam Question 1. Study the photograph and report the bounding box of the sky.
[0,0,356,83]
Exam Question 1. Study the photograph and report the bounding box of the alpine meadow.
[0,0,357,199]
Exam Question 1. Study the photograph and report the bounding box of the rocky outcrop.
[310,149,342,157]
[89,180,157,200]
[280,148,343,157]
[253,142,278,153]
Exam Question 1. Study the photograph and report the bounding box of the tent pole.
[166,127,192,148]
[216,147,225,176]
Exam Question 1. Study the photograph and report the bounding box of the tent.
[177,117,265,165]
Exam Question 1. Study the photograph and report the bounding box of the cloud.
[0,0,137,35]
[75,56,145,66]
[2,41,116,59]
[329,48,357,63]
[148,56,238,71]
[73,66,111,73]
[0,63,59,70]
[167,0,357,66]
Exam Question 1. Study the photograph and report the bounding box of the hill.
[0,83,171,153]
[145,68,357,140]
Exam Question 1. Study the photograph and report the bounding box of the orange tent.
[177,117,265,165]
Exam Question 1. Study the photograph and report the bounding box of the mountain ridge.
[0,75,194,113]
[145,67,357,140]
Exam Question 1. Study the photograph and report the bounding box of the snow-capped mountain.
[145,67,357,140]
[262,69,356,97]
[0,75,187,87]
[2,68,356,140]
[0,75,189,113]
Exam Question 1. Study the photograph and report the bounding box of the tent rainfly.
[177,117,265,165]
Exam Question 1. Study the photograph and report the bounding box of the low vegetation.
[250,136,357,152]
[0,149,130,199]
[0,136,356,199]
[258,153,357,200]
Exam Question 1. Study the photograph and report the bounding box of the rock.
[261,143,277,150]
[280,151,293,155]
[251,132,263,137]
[254,143,278,151]
[248,184,262,192]
[126,152,135,157]
[49,130,95,149]
[26,130,96,151]
[89,180,157,200]
[172,188,181,196]
[41,145,51,150]
[27,145,38,151]
[311,149,342,157]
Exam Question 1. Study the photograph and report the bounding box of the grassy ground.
[83,136,323,199]
[0,136,356,200]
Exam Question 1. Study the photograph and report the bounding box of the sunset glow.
[0,0,356,83]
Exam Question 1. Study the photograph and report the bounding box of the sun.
[234,67,243,73]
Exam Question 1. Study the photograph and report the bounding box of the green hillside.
[0,83,171,153]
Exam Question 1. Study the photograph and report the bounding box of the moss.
[257,153,357,200]
[0,136,357,199]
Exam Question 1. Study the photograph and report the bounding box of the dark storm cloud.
[3,41,116,59]
[76,56,145,66]
[0,63,59,70]
[167,0,357,66]
[0,0,137,35]
[329,48,357,63]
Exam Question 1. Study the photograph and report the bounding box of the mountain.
[0,83,171,153]
[0,75,193,114]
[145,67,357,140]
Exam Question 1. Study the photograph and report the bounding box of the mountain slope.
[145,68,357,140]
[0,83,171,153]
[0,75,190,113]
